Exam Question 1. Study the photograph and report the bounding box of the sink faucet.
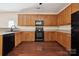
[10,25,16,32]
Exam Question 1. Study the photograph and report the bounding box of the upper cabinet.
[57,5,71,25]
[65,5,71,24]
[57,3,79,25]
[71,3,79,13]
[18,14,57,26]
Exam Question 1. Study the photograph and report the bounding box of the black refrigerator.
[71,11,79,56]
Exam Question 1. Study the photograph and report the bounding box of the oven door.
[35,31,44,41]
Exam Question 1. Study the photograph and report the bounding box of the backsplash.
[18,25,71,33]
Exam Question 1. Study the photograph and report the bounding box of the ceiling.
[0,3,70,14]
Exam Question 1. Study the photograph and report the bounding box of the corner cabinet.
[56,32,71,51]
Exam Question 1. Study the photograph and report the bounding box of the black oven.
[35,27,44,42]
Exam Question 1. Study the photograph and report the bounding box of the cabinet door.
[15,32,21,47]
[0,35,2,56]
[65,5,71,24]
[57,13,62,25]
[18,15,23,26]
[57,32,71,51]
[43,15,48,26]
[57,15,60,26]
[51,32,57,41]
[25,15,31,26]
[63,33,71,51]
[30,15,35,26]
[22,32,35,41]
[44,15,56,26]
[57,32,63,46]
[71,3,79,13]
[59,32,63,45]
[44,32,51,41]
[22,15,27,26]
[29,32,35,41]
[31,15,38,26]
[49,15,57,26]
[62,10,66,25]
[57,5,71,25]
[44,32,57,41]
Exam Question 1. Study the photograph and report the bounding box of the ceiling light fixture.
[36,3,43,9]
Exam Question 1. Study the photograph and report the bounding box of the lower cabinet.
[57,32,71,51]
[0,35,2,56]
[21,32,35,41]
[44,32,57,41]
[15,32,22,47]
[63,33,71,51]
[21,31,57,42]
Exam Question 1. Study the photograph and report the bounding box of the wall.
[0,13,18,28]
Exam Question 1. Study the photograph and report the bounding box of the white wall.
[0,13,18,28]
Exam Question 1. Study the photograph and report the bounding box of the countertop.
[0,27,71,35]
[0,28,19,35]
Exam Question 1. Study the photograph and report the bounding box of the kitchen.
[0,3,79,56]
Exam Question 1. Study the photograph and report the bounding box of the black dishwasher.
[3,33,15,56]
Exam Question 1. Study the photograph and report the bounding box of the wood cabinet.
[18,14,57,26]
[57,3,79,25]
[0,35,2,56]
[44,31,57,41]
[57,32,63,45]
[51,32,57,41]
[57,32,71,51]
[44,32,51,41]
[22,32,35,41]
[71,3,79,13]
[44,15,57,26]
[15,32,22,47]
[18,14,23,26]
[65,5,71,24]
[63,33,71,51]
[57,5,71,25]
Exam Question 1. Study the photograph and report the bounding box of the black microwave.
[35,20,44,26]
